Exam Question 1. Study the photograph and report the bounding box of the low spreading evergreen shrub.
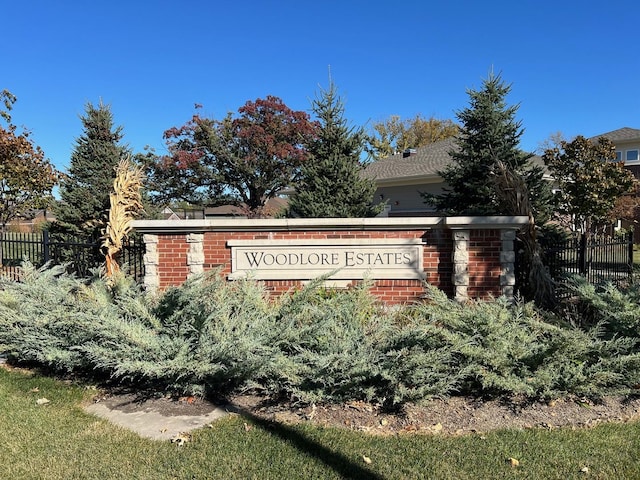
[383,285,640,401]
[84,270,283,395]
[561,276,640,337]
[262,277,388,403]
[1,265,639,405]
[0,263,110,372]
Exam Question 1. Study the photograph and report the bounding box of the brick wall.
[467,229,503,298]
[157,235,189,286]
[133,217,526,305]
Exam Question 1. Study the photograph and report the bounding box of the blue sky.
[4,0,640,172]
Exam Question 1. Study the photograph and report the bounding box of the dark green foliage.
[538,222,572,244]
[423,73,554,308]
[1,266,639,406]
[423,72,552,222]
[55,101,130,238]
[288,81,383,218]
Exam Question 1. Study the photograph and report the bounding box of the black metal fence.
[542,232,634,284]
[516,232,634,298]
[0,231,145,282]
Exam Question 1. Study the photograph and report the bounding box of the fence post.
[578,233,587,276]
[628,231,634,280]
[42,230,50,265]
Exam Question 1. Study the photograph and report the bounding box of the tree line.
[1,78,466,235]
[1,73,638,306]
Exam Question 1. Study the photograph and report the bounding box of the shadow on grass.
[235,407,385,480]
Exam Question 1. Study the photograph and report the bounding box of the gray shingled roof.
[362,136,546,182]
[362,137,458,182]
[590,127,640,142]
[362,127,639,184]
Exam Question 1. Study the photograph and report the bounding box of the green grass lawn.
[1,368,639,479]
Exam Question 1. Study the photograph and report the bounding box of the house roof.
[204,205,246,216]
[363,136,546,184]
[362,137,458,183]
[591,127,640,142]
[204,196,288,217]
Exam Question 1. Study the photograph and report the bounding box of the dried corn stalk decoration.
[494,160,556,308]
[102,157,144,279]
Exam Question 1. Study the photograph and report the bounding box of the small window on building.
[626,150,639,163]
[616,151,622,162]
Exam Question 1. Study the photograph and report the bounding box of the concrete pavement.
[84,394,231,441]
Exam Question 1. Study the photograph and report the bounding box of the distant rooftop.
[362,137,458,182]
[591,127,640,142]
[363,136,545,183]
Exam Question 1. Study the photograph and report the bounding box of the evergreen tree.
[423,73,551,221]
[55,101,130,238]
[289,81,383,218]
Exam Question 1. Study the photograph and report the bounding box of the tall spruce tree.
[424,72,554,307]
[423,72,551,221]
[56,101,130,238]
[288,81,383,218]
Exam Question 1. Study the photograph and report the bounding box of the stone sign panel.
[228,239,425,280]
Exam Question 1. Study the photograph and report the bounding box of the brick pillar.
[500,229,517,299]
[186,233,204,278]
[142,234,159,292]
[452,230,469,302]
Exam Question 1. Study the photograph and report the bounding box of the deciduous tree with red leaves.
[144,96,316,216]
[0,90,58,231]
